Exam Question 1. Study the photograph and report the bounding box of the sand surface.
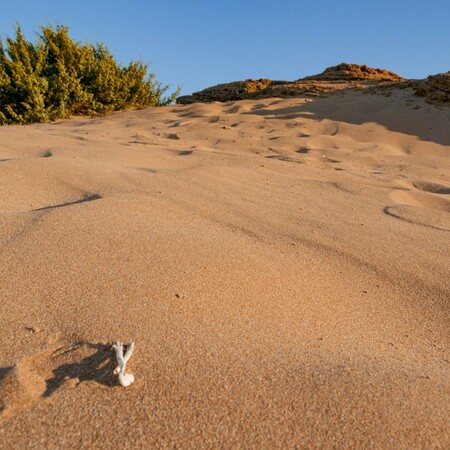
[0,88,449,448]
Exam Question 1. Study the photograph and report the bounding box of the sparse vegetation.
[413,72,450,104]
[0,24,180,124]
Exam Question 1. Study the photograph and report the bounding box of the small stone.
[26,326,43,334]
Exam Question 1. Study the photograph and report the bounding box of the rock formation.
[176,63,448,106]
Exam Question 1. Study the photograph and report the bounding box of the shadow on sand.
[44,341,116,397]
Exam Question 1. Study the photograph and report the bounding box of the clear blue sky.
[1,0,449,96]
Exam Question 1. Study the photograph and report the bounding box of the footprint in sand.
[385,179,450,231]
[285,122,300,129]
[412,181,450,195]
[169,120,191,128]
[55,133,90,143]
[250,104,266,111]
[225,105,240,114]
[390,180,450,212]
[128,140,149,145]
[165,133,180,140]
[0,339,118,420]
[322,156,340,164]
[0,357,46,419]
[297,148,342,168]
[383,205,449,232]
[265,155,303,164]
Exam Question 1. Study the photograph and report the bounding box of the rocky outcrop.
[177,64,449,106]
[412,72,450,104]
[177,64,405,104]
[177,79,276,104]
[301,63,404,82]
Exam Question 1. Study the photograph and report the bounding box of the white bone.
[112,341,135,387]
[123,342,135,363]
[113,342,124,375]
[118,372,135,387]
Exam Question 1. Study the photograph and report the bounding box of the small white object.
[112,341,135,387]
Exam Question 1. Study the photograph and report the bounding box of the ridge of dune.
[177,63,449,106]
[0,86,449,448]
[301,63,405,82]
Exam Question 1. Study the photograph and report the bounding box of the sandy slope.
[0,87,449,449]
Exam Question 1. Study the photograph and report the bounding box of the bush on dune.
[0,24,180,124]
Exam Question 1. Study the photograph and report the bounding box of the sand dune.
[0,87,449,448]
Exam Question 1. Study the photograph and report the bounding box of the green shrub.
[0,24,180,124]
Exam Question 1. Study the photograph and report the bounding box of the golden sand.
[0,87,449,448]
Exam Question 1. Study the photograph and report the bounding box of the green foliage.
[0,24,180,124]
